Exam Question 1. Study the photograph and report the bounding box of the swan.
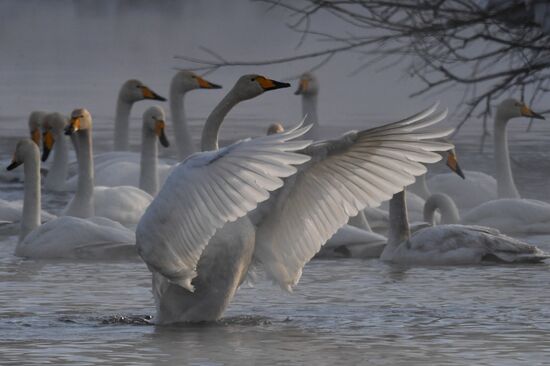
[113,79,166,151]
[294,72,320,139]
[419,99,544,211]
[62,108,153,226]
[67,106,171,195]
[41,112,73,191]
[266,122,387,259]
[0,111,47,183]
[170,70,222,160]
[6,139,136,259]
[380,190,548,265]
[137,76,454,324]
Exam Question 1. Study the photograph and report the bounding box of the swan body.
[426,170,497,211]
[380,191,548,264]
[461,199,550,235]
[138,75,454,324]
[62,109,152,226]
[7,138,136,259]
[113,79,166,151]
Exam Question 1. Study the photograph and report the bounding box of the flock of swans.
[1,70,548,324]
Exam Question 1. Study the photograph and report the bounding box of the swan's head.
[267,122,285,135]
[41,112,69,162]
[143,106,170,148]
[232,74,290,101]
[65,108,92,136]
[497,99,545,121]
[294,72,318,96]
[171,70,222,93]
[119,79,167,103]
[28,111,47,146]
[445,149,465,179]
[6,139,39,171]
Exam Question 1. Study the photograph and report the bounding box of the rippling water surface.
[1,111,550,365]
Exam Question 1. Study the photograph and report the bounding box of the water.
[1,108,550,365]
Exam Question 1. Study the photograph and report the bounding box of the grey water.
[2,1,550,365]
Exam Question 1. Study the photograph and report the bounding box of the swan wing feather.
[136,122,313,291]
[254,104,454,291]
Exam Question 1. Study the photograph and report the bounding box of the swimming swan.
[137,76,453,323]
[113,79,166,151]
[420,99,544,211]
[62,109,153,226]
[7,139,136,259]
[380,190,548,264]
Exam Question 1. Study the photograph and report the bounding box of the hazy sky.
[0,0,482,130]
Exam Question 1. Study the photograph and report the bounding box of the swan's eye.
[250,78,256,82]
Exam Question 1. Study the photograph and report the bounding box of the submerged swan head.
[28,111,47,146]
[41,112,68,162]
[171,70,222,94]
[231,74,290,101]
[65,108,92,136]
[143,106,170,148]
[496,99,545,121]
[294,72,318,96]
[119,79,166,103]
[7,139,39,171]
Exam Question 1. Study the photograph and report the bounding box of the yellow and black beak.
[64,117,81,136]
[294,78,308,95]
[42,129,55,162]
[446,151,465,179]
[141,86,167,101]
[520,104,545,120]
[196,76,222,89]
[31,128,41,146]
[256,76,291,91]
[155,120,170,148]
[7,155,21,171]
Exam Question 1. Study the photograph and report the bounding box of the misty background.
[0,0,470,136]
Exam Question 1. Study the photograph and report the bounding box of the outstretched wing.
[136,122,312,291]
[254,104,453,291]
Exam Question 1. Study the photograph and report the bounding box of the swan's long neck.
[386,191,410,250]
[423,193,460,225]
[408,174,431,200]
[494,114,520,199]
[114,96,133,151]
[20,152,41,242]
[301,93,320,139]
[44,131,69,191]
[170,86,195,160]
[201,90,241,151]
[66,130,94,218]
[139,128,158,196]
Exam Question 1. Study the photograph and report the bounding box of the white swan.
[170,70,222,160]
[113,79,166,151]
[0,111,47,183]
[68,106,171,195]
[6,139,136,259]
[62,108,153,226]
[294,72,320,139]
[380,190,548,265]
[266,122,387,259]
[137,76,453,324]
[420,99,544,211]
[41,112,73,191]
